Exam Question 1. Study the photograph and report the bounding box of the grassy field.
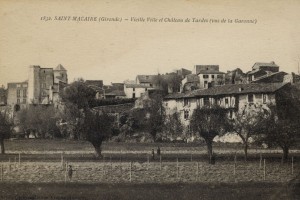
[0,139,299,199]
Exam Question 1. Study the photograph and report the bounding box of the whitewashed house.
[164,82,290,135]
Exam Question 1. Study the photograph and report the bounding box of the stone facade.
[164,82,288,135]
[7,64,68,109]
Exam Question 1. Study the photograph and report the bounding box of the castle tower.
[53,64,68,84]
[27,65,41,104]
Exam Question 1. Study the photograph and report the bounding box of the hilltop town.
[1,61,300,136]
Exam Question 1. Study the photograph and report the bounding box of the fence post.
[292,157,294,175]
[1,164,3,181]
[129,162,132,182]
[18,153,21,167]
[263,159,266,181]
[176,158,179,180]
[64,163,67,183]
[196,162,199,181]
[8,158,11,172]
[160,155,162,171]
[259,154,262,169]
[110,155,112,172]
[61,153,64,169]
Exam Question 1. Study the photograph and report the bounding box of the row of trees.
[190,104,299,163]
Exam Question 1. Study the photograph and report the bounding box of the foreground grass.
[0,182,298,200]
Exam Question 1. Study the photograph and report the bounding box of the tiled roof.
[136,75,157,83]
[125,84,153,88]
[164,93,186,99]
[86,80,103,88]
[247,69,267,75]
[252,62,279,69]
[252,71,288,82]
[164,83,289,100]
[197,70,225,75]
[193,82,288,96]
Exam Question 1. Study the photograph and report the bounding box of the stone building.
[247,61,279,82]
[7,64,68,110]
[27,64,67,104]
[0,87,7,106]
[7,81,28,111]
[164,82,290,135]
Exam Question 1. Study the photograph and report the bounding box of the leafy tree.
[81,110,113,158]
[18,105,59,138]
[60,79,114,158]
[146,94,166,140]
[164,112,183,140]
[60,79,96,109]
[58,102,84,139]
[168,74,182,93]
[190,106,227,164]
[153,74,169,95]
[0,110,13,154]
[227,105,270,161]
[261,106,299,161]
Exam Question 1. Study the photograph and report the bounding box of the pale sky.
[0,0,300,86]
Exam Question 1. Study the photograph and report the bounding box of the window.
[203,75,209,79]
[132,93,135,98]
[204,81,208,88]
[17,99,20,104]
[145,88,148,91]
[196,99,200,107]
[217,75,223,78]
[248,94,254,103]
[17,84,21,87]
[263,94,267,104]
[133,88,135,92]
[23,99,26,104]
[184,110,189,120]
[184,98,189,106]
[225,98,229,106]
[42,83,46,88]
[17,90,20,97]
[22,84,27,87]
[229,110,233,119]
[23,89,27,97]
[204,97,210,106]
[212,75,215,79]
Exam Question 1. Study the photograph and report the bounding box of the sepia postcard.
[0,0,299,199]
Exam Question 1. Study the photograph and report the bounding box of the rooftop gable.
[55,64,67,71]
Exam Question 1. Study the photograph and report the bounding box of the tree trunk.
[0,139,5,154]
[244,143,248,161]
[93,145,102,158]
[282,146,289,162]
[205,139,214,164]
[92,142,103,158]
